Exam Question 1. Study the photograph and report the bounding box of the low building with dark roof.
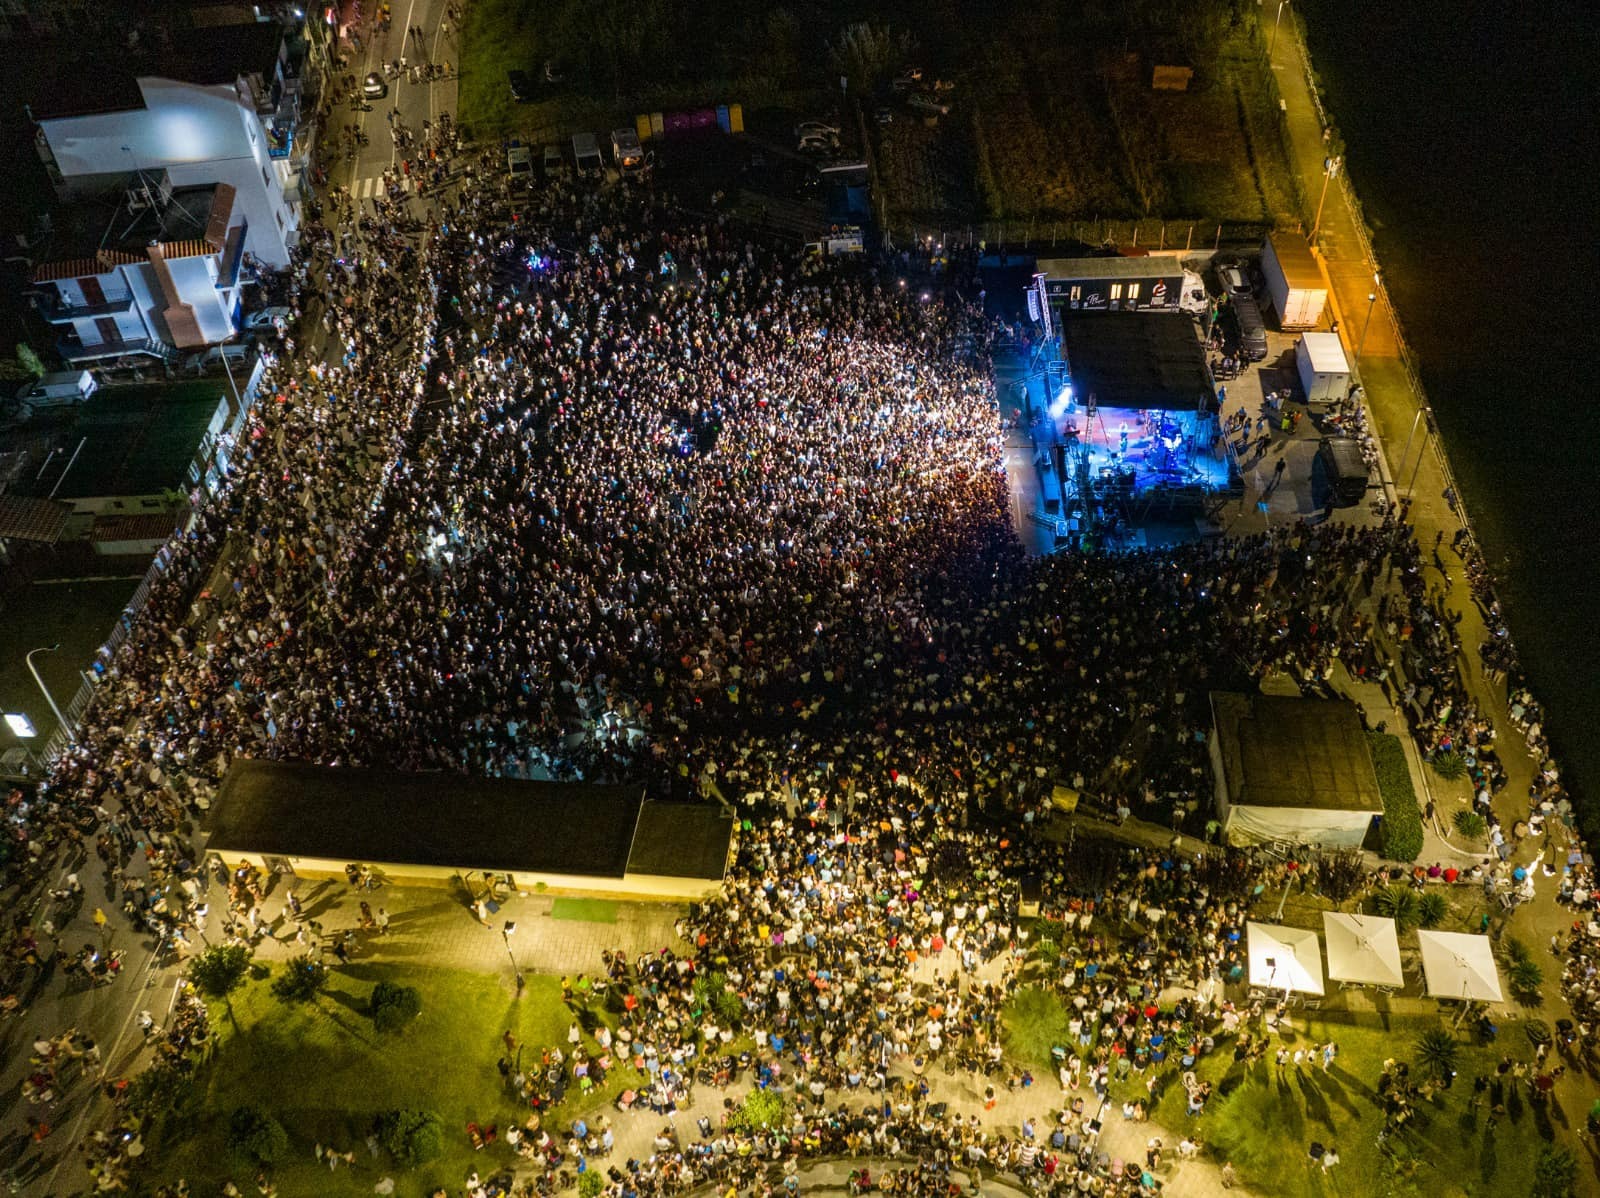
[1208,691,1384,849]
[205,759,736,900]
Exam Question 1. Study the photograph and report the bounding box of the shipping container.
[1260,232,1329,330]
[1296,332,1350,402]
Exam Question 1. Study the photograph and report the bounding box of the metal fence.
[38,538,179,765]
[880,218,1272,256]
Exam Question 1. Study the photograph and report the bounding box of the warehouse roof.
[1060,312,1212,411]
[1210,692,1383,813]
[207,760,646,878]
[627,802,736,880]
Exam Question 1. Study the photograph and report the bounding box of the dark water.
[1298,0,1600,816]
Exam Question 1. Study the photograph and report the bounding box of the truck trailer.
[1260,232,1329,331]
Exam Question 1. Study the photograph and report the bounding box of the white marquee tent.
[1247,921,1325,996]
[1416,930,1503,1003]
[1322,912,1404,988]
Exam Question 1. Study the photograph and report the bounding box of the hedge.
[1369,732,1423,862]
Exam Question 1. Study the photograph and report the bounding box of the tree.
[228,1106,288,1163]
[579,1170,606,1198]
[1430,751,1468,781]
[189,944,253,1000]
[828,23,912,94]
[272,955,328,1002]
[1372,884,1421,931]
[1416,892,1447,929]
[1453,809,1487,840]
[1508,957,1544,1002]
[1312,849,1366,904]
[17,345,46,378]
[1531,1147,1577,1198]
[369,981,422,1033]
[375,1108,445,1164]
[126,1062,194,1122]
[1413,1029,1458,1082]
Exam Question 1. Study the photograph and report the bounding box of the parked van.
[1232,293,1269,362]
[571,132,604,180]
[9,370,97,421]
[542,143,567,181]
[1316,437,1371,506]
[506,143,534,191]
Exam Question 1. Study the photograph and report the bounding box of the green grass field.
[149,964,625,1195]
[1157,1009,1560,1197]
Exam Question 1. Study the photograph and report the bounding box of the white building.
[30,180,248,366]
[30,20,309,269]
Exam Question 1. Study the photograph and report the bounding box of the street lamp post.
[501,920,524,996]
[1356,291,1378,363]
[1395,406,1426,485]
[1405,428,1432,500]
[1269,0,1289,58]
[1311,156,1341,240]
[25,644,74,745]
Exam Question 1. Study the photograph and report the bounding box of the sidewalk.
[1269,10,1596,1140]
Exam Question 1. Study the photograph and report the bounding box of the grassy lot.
[1155,1009,1562,1197]
[148,964,629,1195]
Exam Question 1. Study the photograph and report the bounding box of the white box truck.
[1296,331,1350,402]
[1260,231,1328,331]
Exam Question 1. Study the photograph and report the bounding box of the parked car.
[1219,265,1251,297]
[243,306,291,331]
[795,121,841,141]
[362,72,388,99]
[543,60,566,85]
[508,70,534,103]
[906,93,950,117]
[797,133,839,156]
[874,107,894,125]
[542,143,567,181]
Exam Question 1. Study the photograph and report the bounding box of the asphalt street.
[0,5,461,1192]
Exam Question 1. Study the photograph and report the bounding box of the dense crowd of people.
[2,97,1597,1197]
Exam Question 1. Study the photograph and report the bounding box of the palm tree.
[1414,1029,1458,1081]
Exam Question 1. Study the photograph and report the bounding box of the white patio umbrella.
[1416,929,1503,1003]
[1247,921,1325,996]
[1322,912,1403,988]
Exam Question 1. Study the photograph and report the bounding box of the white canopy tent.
[1416,930,1503,1003]
[1247,921,1325,996]
[1322,912,1404,988]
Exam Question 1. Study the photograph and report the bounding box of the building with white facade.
[29,179,248,365]
[29,19,310,269]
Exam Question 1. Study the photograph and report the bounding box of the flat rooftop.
[1211,691,1384,813]
[1060,311,1213,412]
[206,760,736,883]
[50,382,227,501]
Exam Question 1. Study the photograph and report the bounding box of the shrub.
[369,981,422,1032]
[1431,751,1468,781]
[1414,1029,1458,1082]
[1508,958,1544,1001]
[579,1170,605,1198]
[1417,892,1447,929]
[1524,1019,1551,1048]
[1002,985,1074,1072]
[1453,809,1487,840]
[375,1108,445,1165]
[1372,885,1421,931]
[227,1106,288,1164]
[1313,850,1367,904]
[272,955,328,1002]
[1532,1147,1578,1198]
[126,1063,194,1121]
[1369,733,1423,862]
[188,944,253,1000]
[727,1088,785,1132]
[1503,936,1533,967]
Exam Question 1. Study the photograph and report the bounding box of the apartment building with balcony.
[27,18,315,269]
[28,179,247,366]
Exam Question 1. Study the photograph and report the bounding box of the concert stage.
[1011,307,1244,548]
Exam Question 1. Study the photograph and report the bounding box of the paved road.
[0,5,463,1192]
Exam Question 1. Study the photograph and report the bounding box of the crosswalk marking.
[351,175,420,201]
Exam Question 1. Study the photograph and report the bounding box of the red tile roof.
[0,495,73,543]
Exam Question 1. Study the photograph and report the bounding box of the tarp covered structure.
[1322,912,1403,988]
[1247,921,1325,996]
[1417,930,1503,1003]
[1209,692,1384,849]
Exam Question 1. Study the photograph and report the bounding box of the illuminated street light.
[1269,0,1289,58]
[1357,291,1378,363]
[501,920,525,995]
[1311,155,1341,240]
[26,645,73,744]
